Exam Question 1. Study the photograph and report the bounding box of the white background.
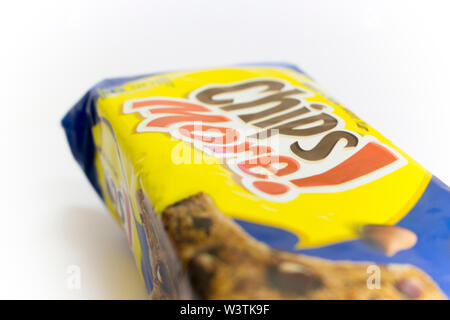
[0,0,449,299]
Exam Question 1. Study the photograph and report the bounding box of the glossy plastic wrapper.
[62,63,449,299]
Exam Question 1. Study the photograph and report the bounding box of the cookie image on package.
[161,193,445,300]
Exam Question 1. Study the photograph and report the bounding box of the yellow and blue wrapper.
[62,63,450,298]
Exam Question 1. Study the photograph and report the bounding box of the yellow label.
[91,65,430,269]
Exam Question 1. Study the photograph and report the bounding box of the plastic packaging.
[62,64,449,299]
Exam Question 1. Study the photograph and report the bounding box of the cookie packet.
[62,63,449,299]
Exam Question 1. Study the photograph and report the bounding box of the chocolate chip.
[192,217,213,234]
[267,261,322,294]
[187,253,216,298]
[170,198,188,208]
[396,278,423,299]
[361,224,417,257]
